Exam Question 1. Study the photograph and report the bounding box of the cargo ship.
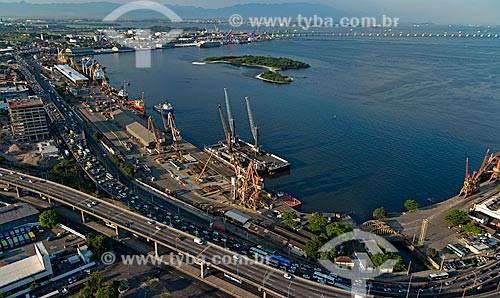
[153,101,174,114]
[197,40,222,48]
[277,192,302,208]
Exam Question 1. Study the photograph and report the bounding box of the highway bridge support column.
[81,210,86,223]
[15,186,20,198]
[115,226,119,237]
[200,263,205,279]
[262,291,266,298]
[154,241,158,257]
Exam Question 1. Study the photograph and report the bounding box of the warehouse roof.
[54,64,88,84]
[225,209,252,225]
[0,203,39,225]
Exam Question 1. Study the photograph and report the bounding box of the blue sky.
[1,0,499,24]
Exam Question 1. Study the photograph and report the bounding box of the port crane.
[218,104,232,151]
[167,111,183,162]
[459,149,500,197]
[57,48,67,64]
[245,96,260,152]
[224,88,237,145]
[197,150,214,181]
[231,154,264,210]
[147,115,163,154]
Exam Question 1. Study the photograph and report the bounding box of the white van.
[193,237,205,245]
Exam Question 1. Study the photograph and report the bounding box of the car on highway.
[155,226,163,231]
[283,273,292,280]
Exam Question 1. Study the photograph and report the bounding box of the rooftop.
[0,203,39,225]
[0,242,52,290]
[54,64,88,83]
[7,96,43,110]
[225,209,252,225]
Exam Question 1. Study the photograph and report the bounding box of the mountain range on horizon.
[0,1,345,20]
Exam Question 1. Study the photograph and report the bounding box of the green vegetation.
[259,70,293,83]
[444,209,469,227]
[50,159,78,184]
[281,211,299,229]
[307,213,327,232]
[29,281,40,291]
[426,247,438,258]
[202,55,309,83]
[86,233,111,263]
[371,252,407,272]
[372,207,387,220]
[93,131,103,141]
[111,154,134,178]
[202,55,310,70]
[404,199,419,211]
[319,247,338,260]
[305,237,323,259]
[79,272,119,298]
[461,222,486,235]
[326,222,352,237]
[39,210,58,229]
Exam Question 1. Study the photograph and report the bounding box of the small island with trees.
[195,55,310,84]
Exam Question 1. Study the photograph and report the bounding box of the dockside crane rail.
[224,88,236,144]
[218,104,232,151]
[245,96,260,151]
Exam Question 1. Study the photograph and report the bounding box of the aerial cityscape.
[1,1,500,298]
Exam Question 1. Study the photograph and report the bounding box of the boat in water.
[277,192,302,208]
[197,41,222,48]
[153,100,174,114]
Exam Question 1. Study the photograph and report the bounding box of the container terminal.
[204,88,291,176]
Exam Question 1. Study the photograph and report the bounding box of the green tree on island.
[39,210,58,229]
[281,211,299,228]
[372,207,387,220]
[444,210,469,227]
[404,199,419,211]
[307,213,328,232]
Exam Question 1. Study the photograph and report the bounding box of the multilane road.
[0,167,354,298]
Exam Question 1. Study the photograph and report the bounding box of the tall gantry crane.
[231,154,264,210]
[218,104,232,151]
[245,96,260,152]
[458,149,500,197]
[224,88,237,146]
[147,116,163,154]
[167,111,183,161]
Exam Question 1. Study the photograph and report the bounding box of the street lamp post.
[416,289,423,298]
[287,280,293,298]
[461,286,468,298]
[405,275,413,298]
